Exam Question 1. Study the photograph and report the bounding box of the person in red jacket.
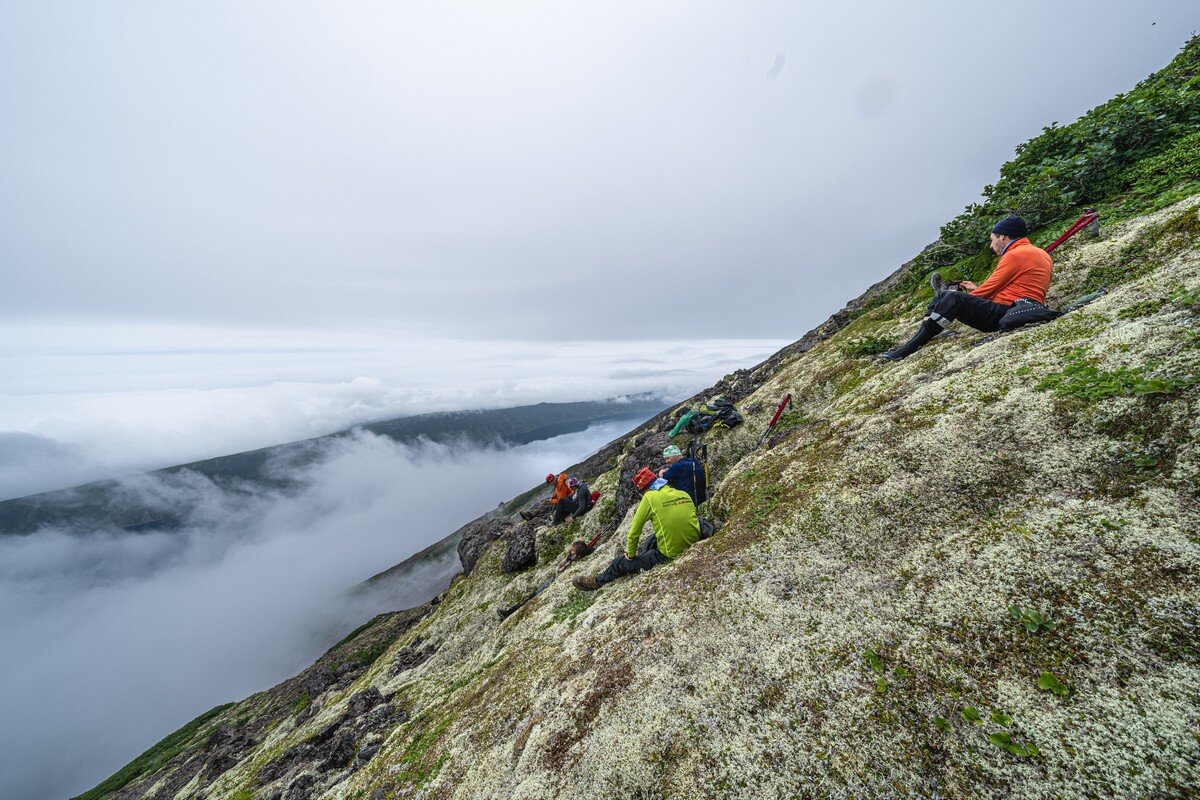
[880,216,1052,361]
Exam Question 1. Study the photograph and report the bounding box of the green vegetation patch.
[353,639,395,669]
[1117,298,1167,319]
[1007,605,1056,634]
[989,730,1040,758]
[74,702,234,800]
[396,714,455,788]
[324,614,386,656]
[1171,284,1200,308]
[593,497,617,527]
[502,483,548,516]
[1037,670,1070,696]
[1125,129,1200,209]
[537,519,580,564]
[841,335,897,358]
[750,482,785,527]
[1037,350,1196,400]
[545,589,597,628]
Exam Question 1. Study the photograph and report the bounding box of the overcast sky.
[3,2,1196,340]
[1,3,1198,493]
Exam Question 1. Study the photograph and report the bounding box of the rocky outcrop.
[256,688,404,790]
[501,523,536,573]
[455,516,511,575]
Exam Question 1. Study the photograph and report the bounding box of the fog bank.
[0,327,782,499]
[0,416,643,799]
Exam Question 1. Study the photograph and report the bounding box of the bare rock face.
[199,726,258,782]
[257,689,409,790]
[390,640,437,676]
[501,523,536,573]
[456,517,512,574]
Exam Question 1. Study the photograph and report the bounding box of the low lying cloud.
[0,417,642,799]
[0,325,784,499]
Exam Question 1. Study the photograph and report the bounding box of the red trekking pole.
[1044,209,1099,254]
[756,394,792,449]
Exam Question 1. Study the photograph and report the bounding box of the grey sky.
[3,2,1196,339]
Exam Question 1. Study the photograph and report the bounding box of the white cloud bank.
[0,417,643,799]
[0,323,784,499]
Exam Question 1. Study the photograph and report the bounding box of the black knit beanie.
[992,216,1028,238]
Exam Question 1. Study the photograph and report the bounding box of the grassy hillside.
[81,37,1200,800]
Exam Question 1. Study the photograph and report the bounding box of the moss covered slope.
[83,38,1200,800]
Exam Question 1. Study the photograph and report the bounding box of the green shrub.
[1037,351,1196,400]
[1126,130,1200,203]
[1007,605,1055,634]
[841,335,897,358]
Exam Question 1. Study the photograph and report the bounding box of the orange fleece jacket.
[971,238,1053,306]
[548,473,571,504]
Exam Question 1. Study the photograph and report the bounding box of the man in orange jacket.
[547,472,572,505]
[880,216,1052,360]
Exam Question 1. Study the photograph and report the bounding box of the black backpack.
[685,396,743,434]
[999,298,1062,331]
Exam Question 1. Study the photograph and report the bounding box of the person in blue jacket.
[658,445,705,506]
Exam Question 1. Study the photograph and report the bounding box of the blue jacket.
[662,458,704,505]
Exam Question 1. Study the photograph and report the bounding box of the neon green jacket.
[627,486,700,559]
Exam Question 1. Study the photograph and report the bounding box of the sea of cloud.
[0,415,648,799]
[0,324,785,500]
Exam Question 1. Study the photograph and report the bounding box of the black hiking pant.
[927,291,1012,332]
[551,497,579,525]
[596,536,669,586]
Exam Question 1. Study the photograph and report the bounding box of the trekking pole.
[499,515,608,621]
[1045,209,1099,254]
[755,394,792,449]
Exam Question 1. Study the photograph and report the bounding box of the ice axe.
[755,393,792,449]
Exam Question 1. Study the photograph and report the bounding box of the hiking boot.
[877,319,943,362]
[929,271,945,292]
[572,575,600,591]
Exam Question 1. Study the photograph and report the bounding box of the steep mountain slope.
[79,38,1200,800]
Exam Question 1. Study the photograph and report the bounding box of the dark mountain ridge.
[0,396,666,536]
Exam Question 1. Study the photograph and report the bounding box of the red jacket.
[972,238,1053,306]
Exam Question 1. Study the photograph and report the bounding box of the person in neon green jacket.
[572,466,700,591]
